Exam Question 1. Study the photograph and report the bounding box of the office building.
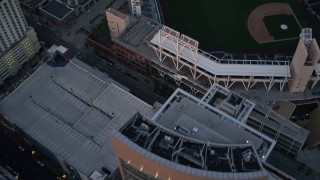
[111,85,278,179]
[0,0,40,84]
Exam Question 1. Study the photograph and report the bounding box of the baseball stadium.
[160,0,309,53]
[109,0,320,95]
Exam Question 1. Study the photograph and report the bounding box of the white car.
[37,160,44,167]
[18,145,25,152]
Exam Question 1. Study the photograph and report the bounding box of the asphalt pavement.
[0,123,59,180]
[267,151,312,180]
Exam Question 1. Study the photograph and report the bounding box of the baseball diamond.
[160,0,309,53]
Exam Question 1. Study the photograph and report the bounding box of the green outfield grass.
[160,0,308,52]
[263,14,301,40]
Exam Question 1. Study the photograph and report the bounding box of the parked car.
[101,167,111,175]
[18,145,25,152]
[37,160,44,167]
[132,76,139,81]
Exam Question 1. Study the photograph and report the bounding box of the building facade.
[106,8,130,39]
[289,29,320,93]
[19,0,42,11]
[0,0,40,84]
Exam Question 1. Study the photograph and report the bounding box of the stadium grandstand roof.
[149,27,291,77]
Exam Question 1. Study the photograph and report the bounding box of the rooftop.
[155,95,262,148]
[140,0,161,23]
[107,8,129,21]
[120,113,263,174]
[113,16,160,60]
[119,18,155,47]
[239,93,310,143]
[40,0,73,20]
[202,84,255,122]
[150,87,275,160]
[0,58,157,176]
[47,44,68,54]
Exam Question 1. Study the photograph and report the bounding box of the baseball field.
[160,0,309,53]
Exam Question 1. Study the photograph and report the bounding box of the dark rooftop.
[120,113,262,173]
[227,93,244,107]
[41,0,73,20]
[119,19,155,47]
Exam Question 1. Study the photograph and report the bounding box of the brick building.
[40,0,75,27]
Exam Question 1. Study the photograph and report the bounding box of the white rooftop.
[47,44,68,54]
[150,30,291,77]
[0,59,157,176]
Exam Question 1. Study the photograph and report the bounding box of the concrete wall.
[289,40,317,93]
[106,8,129,39]
[308,39,320,65]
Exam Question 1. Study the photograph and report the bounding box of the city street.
[24,15,79,57]
[78,48,166,105]
[0,123,60,180]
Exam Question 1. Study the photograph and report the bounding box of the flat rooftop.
[120,114,264,175]
[202,84,255,122]
[107,8,129,21]
[119,18,155,47]
[0,58,157,176]
[239,93,310,143]
[156,97,262,148]
[150,88,276,161]
[41,0,73,20]
[114,16,160,60]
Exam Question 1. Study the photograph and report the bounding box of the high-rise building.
[111,85,280,180]
[0,0,40,84]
